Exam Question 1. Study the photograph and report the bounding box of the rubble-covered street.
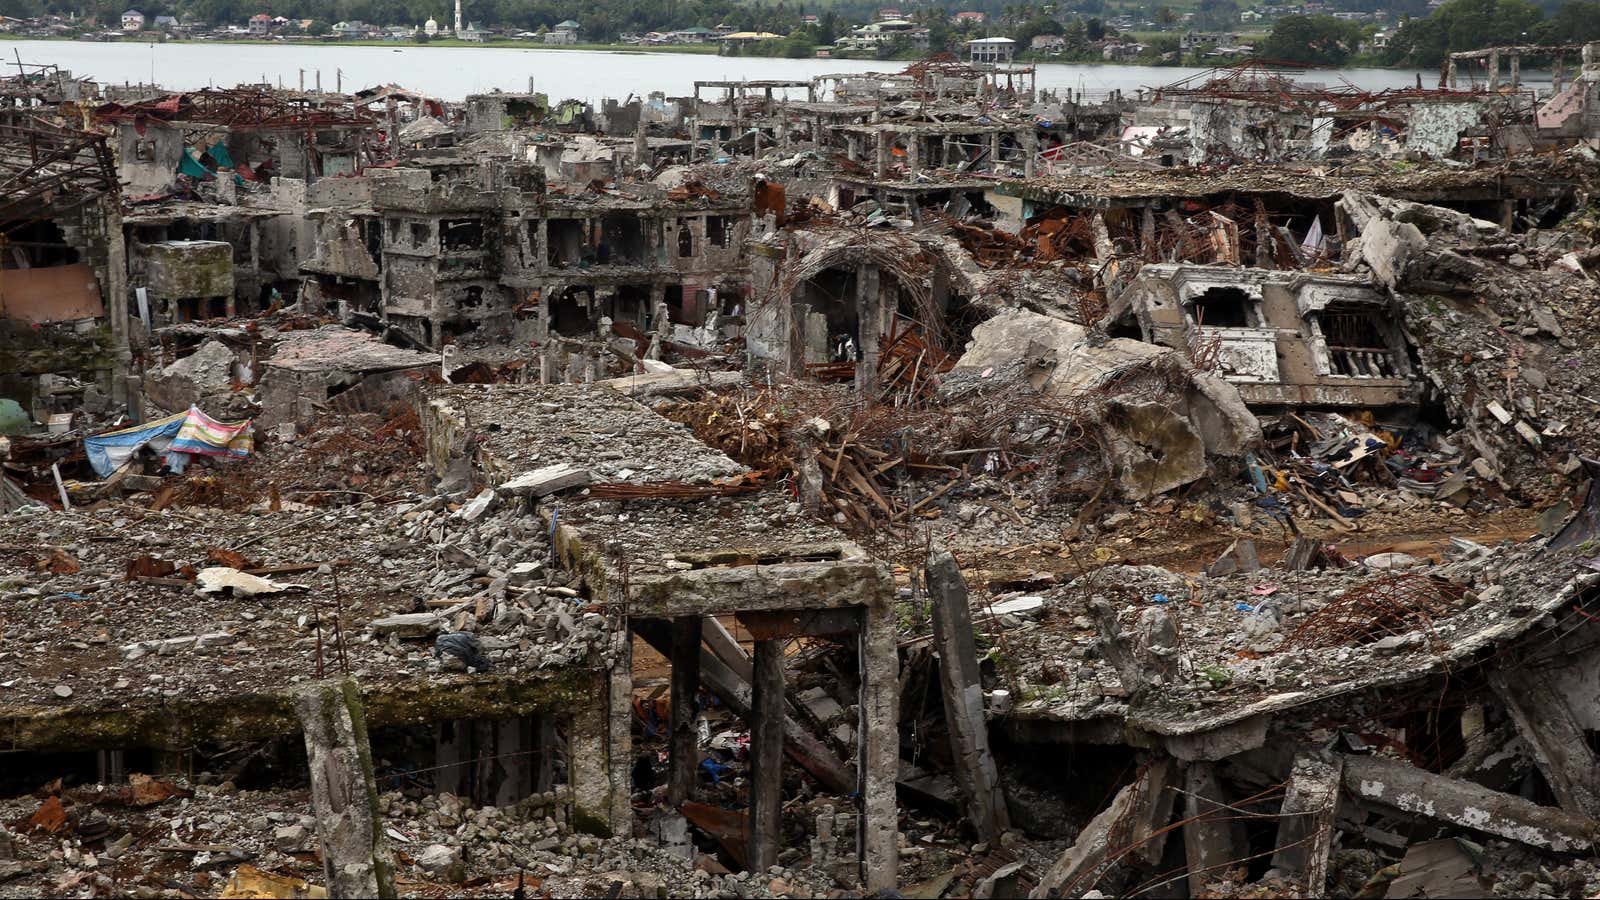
[12,49,1600,899]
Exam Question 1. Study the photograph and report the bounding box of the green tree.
[1386,0,1542,66]
[1534,0,1600,43]
[1262,14,1366,65]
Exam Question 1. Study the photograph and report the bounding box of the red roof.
[954,11,985,18]
[249,13,270,20]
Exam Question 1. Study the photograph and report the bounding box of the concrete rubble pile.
[16,45,1600,900]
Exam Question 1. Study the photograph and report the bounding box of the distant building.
[1030,34,1065,52]
[424,16,438,36]
[800,14,819,25]
[967,36,1014,63]
[876,8,902,21]
[546,19,579,44]
[952,11,985,25]
[460,22,486,42]
[120,9,144,30]
[152,14,177,29]
[248,13,271,35]
[671,26,713,43]
[332,20,367,39]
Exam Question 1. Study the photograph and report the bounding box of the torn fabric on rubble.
[83,411,186,478]
[83,407,252,478]
[169,406,253,459]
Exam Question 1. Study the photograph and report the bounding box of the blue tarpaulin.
[83,411,186,478]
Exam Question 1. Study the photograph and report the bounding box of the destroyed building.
[14,47,1600,900]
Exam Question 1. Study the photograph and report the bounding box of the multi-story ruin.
[8,48,1600,900]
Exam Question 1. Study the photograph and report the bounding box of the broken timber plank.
[1341,753,1599,852]
[926,549,1010,842]
[1487,668,1600,820]
[1271,752,1342,897]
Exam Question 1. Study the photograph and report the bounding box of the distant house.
[248,13,271,35]
[952,11,985,25]
[1030,33,1064,52]
[967,36,1014,63]
[383,24,412,40]
[120,9,144,30]
[720,30,781,45]
[332,20,367,39]
[152,14,177,29]
[671,25,713,43]
[800,14,819,25]
[875,8,902,21]
[546,19,579,44]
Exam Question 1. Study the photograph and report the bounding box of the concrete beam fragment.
[1342,753,1599,852]
[292,677,396,899]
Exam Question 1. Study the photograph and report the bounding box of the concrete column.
[1272,752,1342,898]
[97,750,125,784]
[605,623,633,833]
[1182,761,1247,896]
[434,721,470,797]
[907,134,921,176]
[855,264,881,397]
[989,131,1001,167]
[293,677,396,899]
[1488,49,1501,91]
[748,638,785,874]
[104,198,130,411]
[846,133,859,164]
[875,130,889,179]
[569,677,616,835]
[1510,52,1520,91]
[857,602,899,893]
[535,716,558,792]
[1447,59,1458,89]
[926,550,1008,842]
[1022,130,1038,178]
[1489,668,1600,819]
[668,615,702,806]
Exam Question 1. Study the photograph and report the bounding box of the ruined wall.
[116,122,184,195]
[145,241,234,300]
[1407,102,1483,159]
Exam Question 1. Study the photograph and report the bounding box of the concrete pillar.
[855,264,881,397]
[1510,52,1520,91]
[434,721,471,797]
[292,677,396,899]
[668,615,702,806]
[907,133,921,176]
[875,130,889,180]
[845,133,859,164]
[1488,49,1501,91]
[1447,59,1458,89]
[1271,752,1342,898]
[857,602,899,892]
[926,550,1008,842]
[634,117,648,167]
[605,623,633,833]
[1022,130,1038,178]
[1182,761,1247,896]
[1555,55,1566,95]
[989,131,1001,167]
[535,716,558,792]
[97,750,125,784]
[569,677,616,835]
[748,638,785,873]
[104,198,130,411]
[1489,668,1600,819]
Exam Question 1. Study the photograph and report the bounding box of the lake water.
[0,38,1452,102]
